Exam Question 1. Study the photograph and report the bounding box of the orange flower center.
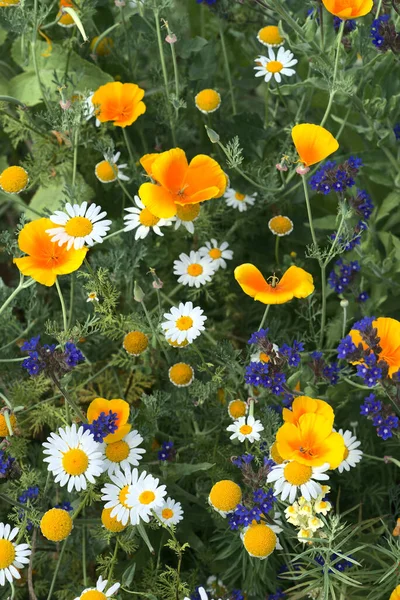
[258,25,283,45]
[266,60,283,73]
[269,216,293,235]
[0,539,15,569]
[139,491,155,505]
[65,216,93,238]
[187,263,203,277]
[209,248,222,259]
[176,203,200,222]
[80,591,107,600]
[234,192,246,201]
[161,508,174,520]
[169,363,193,385]
[284,461,313,485]
[229,400,247,419]
[95,160,118,182]
[139,208,160,227]
[240,424,253,435]
[175,316,193,331]
[62,448,89,475]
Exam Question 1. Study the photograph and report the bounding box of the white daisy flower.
[173,204,201,234]
[224,187,257,212]
[161,302,207,345]
[100,430,146,476]
[74,575,120,600]
[46,201,112,250]
[267,461,330,504]
[254,47,298,84]
[126,469,167,524]
[123,195,172,239]
[0,524,31,587]
[86,291,99,303]
[155,497,184,526]
[101,466,137,526]
[95,152,130,183]
[337,429,363,473]
[226,415,264,443]
[198,240,233,271]
[43,424,103,493]
[173,251,216,288]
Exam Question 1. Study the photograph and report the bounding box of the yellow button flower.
[0,166,29,193]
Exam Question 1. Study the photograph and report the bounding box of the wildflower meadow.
[0,0,400,598]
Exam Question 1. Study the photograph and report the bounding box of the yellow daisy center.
[266,60,284,73]
[269,215,293,235]
[284,461,313,486]
[169,363,194,386]
[175,316,193,331]
[234,192,246,201]
[258,25,283,46]
[95,160,118,182]
[40,508,73,542]
[243,523,277,557]
[119,484,132,508]
[64,216,93,238]
[0,165,29,193]
[270,442,284,465]
[101,507,127,532]
[62,448,89,476]
[105,440,130,463]
[80,591,107,600]
[162,508,174,520]
[195,89,221,112]
[139,208,160,227]
[343,446,350,460]
[0,413,16,437]
[209,480,242,512]
[139,490,155,505]
[229,400,247,419]
[209,248,222,260]
[0,539,15,569]
[187,263,203,277]
[0,0,21,5]
[166,338,189,348]
[176,203,200,222]
[123,330,149,355]
[239,424,253,435]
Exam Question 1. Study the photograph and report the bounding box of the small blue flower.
[0,450,14,475]
[337,335,357,359]
[158,440,175,462]
[394,124,400,141]
[83,411,118,443]
[55,501,73,512]
[248,328,269,345]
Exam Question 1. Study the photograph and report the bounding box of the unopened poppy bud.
[295,165,310,175]
[134,281,145,302]
[165,33,177,44]
[205,126,220,144]
[340,299,349,308]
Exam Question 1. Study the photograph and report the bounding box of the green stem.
[8,195,44,217]
[72,127,79,187]
[0,276,35,319]
[264,80,270,129]
[102,227,126,242]
[219,22,236,115]
[120,6,134,78]
[320,264,327,349]
[32,0,52,114]
[122,128,138,174]
[46,538,68,600]
[68,274,74,329]
[82,508,87,586]
[117,177,137,206]
[323,209,346,268]
[341,300,347,338]
[258,304,270,331]
[301,175,319,250]
[274,235,280,266]
[165,20,180,118]
[154,10,177,146]
[92,22,120,54]
[51,375,87,423]
[141,300,170,365]
[55,278,67,333]
[320,19,344,128]
[376,0,384,19]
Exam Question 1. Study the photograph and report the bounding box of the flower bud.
[340,299,349,308]
[295,165,310,175]
[276,162,288,172]
[165,33,177,44]
[134,281,145,302]
[205,127,220,144]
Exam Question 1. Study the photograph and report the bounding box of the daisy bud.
[295,165,310,175]
[134,281,145,302]
[276,162,288,172]
[165,33,177,44]
[340,299,349,308]
[205,126,220,144]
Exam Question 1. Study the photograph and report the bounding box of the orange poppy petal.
[87,397,110,423]
[176,186,221,205]
[53,246,87,276]
[17,218,54,257]
[140,153,159,177]
[292,123,339,167]
[150,148,188,194]
[319,431,346,469]
[104,423,132,444]
[139,182,177,218]
[283,396,334,427]
[14,256,56,287]
[113,100,146,128]
[108,399,130,426]
[234,264,269,300]
[183,154,227,199]
[322,0,373,18]
[276,422,302,460]
[278,265,314,299]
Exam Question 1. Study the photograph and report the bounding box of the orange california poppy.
[276,413,345,469]
[321,0,373,19]
[390,586,400,600]
[234,264,314,305]
[138,148,227,219]
[349,317,400,377]
[282,396,334,427]
[91,81,146,128]
[87,398,131,443]
[14,218,87,287]
[292,124,339,167]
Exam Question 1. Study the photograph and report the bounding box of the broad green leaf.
[0,28,6,46]
[168,462,214,479]
[309,215,337,230]
[188,42,217,81]
[0,72,9,96]
[177,36,208,59]
[25,173,94,220]
[9,40,112,106]
[122,562,136,587]
[376,191,400,223]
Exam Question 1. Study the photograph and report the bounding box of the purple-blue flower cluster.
[228,488,277,531]
[309,157,362,195]
[310,351,341,386]
[328,259,361,295]
[232,453,254,468]
[370,14,400,52]
[0,449,14,477]
[360,393,399,440]
[268,590,286,600]
[18,486,39,504]
[248,328,269,345]
[83,411,118,443]
[334,17,357,34]
[279,341,304,368]
[394,124,400,141]
[21,336,85,377]
[55,501,73,512]
[337,335,357,359]
[158,441,175,461]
